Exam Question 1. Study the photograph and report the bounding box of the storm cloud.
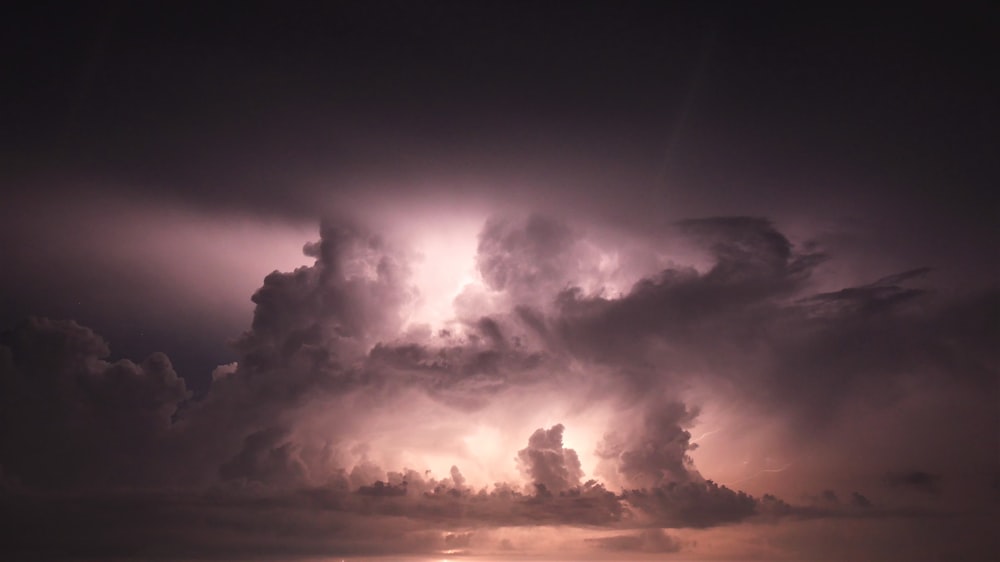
[2,2,997,560]
[3,210,995,559]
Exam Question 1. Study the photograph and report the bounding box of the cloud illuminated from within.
[0,211,996,560]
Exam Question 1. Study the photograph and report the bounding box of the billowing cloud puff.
[238,220,412,373]
[598,403,701,489]
[0,317,190,488]
[219,426,309,486]
[517,424,585,492]
[477,214,581,303]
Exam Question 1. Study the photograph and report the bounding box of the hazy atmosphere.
[2,2,997,560]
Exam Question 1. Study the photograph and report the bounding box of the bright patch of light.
[462,425,505,468]
[404,216,485,330]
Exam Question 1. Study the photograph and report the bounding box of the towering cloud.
[517,424,585,492]
[598,403,701,489]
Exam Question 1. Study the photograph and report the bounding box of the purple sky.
[1,2,997,560]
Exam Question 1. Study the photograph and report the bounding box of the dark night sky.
[1,2,998,560]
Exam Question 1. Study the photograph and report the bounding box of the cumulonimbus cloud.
[1,212,996,559]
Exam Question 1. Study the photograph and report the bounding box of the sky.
[1,1,998,560]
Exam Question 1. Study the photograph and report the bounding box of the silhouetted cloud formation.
[0,317,190,489]
[517,424,585,492]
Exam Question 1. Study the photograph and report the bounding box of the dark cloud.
[219,427,308,487]
[367,324,549,412]
[239,220,411,372]
[802,490,874,511]
[0,317,190,489]
[538,218,997,440]
[549,217,824,375]
[884,471,943,495]
[598,403,701,489]
[0,489,473,560]
[476,214,585,307]
[623,480,758,528]
[517,424,585,493]
[677,216,823,289]
[357,480,409,497]
[802,267,931,315]
[851,492,873,508]
[585,528,683,553]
